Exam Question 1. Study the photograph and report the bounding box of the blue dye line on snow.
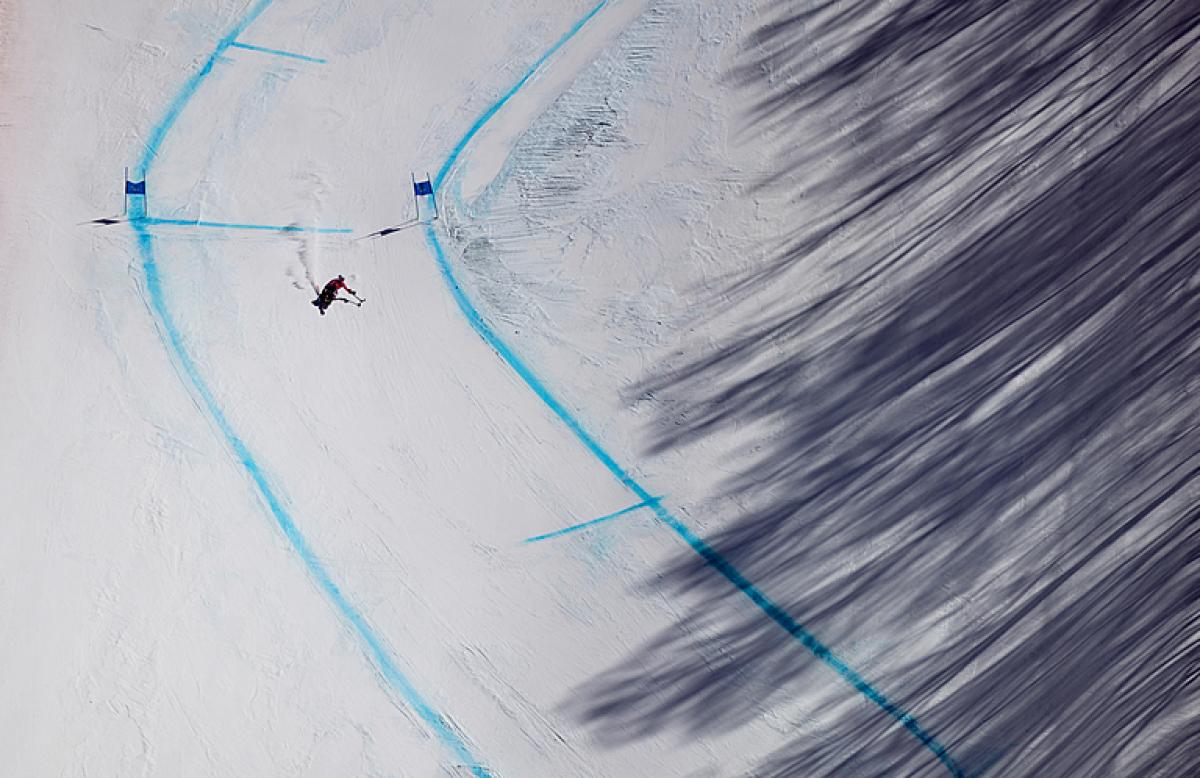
[524,497,659,544]
[134,216,351,234]
[422,1,964,775]
[230,40,328,64]
[433,0,609,191]
[136,0,274,178]
[129,4,488,777]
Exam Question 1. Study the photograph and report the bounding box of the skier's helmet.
[337,274,344,281]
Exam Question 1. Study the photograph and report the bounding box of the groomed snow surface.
[3,0,1197,776]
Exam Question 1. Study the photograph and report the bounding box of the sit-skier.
[313,275,360,315]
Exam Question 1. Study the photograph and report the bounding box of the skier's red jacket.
[323,277,354,295]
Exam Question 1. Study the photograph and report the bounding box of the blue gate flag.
[126,179,146,195]
[413,179,433,196]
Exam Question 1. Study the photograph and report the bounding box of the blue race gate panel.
[413,172,438,223]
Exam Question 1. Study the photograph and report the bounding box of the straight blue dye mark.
[134,216,351,234]
[130,3,489,776]
[422,1,964,775]
[524,497,660,544]
[230,40,328,64]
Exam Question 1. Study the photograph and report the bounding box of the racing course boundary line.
[128,2,489,775]
[424,1,964,775]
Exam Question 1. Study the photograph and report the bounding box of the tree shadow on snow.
[572,1,1200,775]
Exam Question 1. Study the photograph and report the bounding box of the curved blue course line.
[424,2,964,776]
[129,4,489,777]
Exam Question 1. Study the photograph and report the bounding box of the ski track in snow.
[125,0,964,775]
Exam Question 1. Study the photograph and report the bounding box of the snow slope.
[5,0,1195,776]
[5,1,838,775]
